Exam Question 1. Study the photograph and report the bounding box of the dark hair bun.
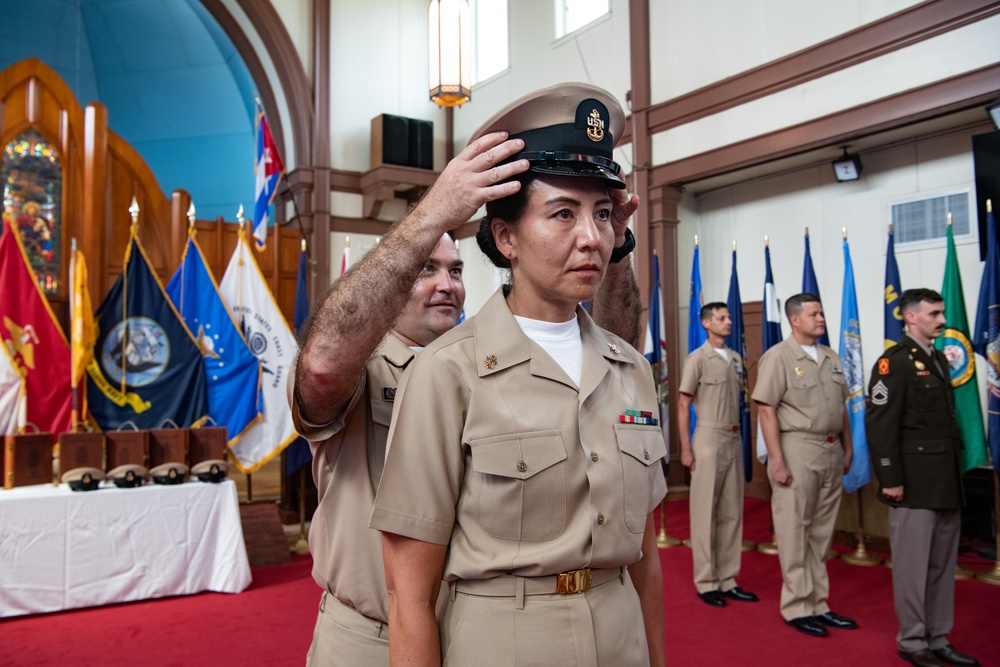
[476,218,509,269]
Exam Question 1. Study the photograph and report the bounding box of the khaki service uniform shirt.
[289,333,414,623]
[679,341,742,439]
[370,289,667,581]
[751,338,849,437]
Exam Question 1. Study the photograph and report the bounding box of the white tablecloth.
[0,478,252,617]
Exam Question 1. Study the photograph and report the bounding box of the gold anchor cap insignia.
[484,354,497,370]
[794,366,804,377]
[607,342,621,355]
[586,109,604,142]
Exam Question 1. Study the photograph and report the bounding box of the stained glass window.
[2,129,63,294]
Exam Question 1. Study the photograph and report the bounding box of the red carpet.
[3,498,999,666]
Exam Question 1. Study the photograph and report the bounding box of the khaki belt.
[785,431,839,443]
[452,567,624,597]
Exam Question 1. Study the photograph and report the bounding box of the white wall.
[676,125,993,396]
[649,0,919,103]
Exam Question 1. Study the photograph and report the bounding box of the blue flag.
[87,236,208,429]
[285,245,313,475]
[973,207,1000,471]
[802,232,830,347]
[839,237,870,492]
[644,252,669,476]
[686,242,707,438]
[757,243,784,463]
[884,227,904,349]
[166,234,262,445]
[725,249,752,481]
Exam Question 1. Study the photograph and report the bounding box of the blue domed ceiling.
[0,0,260,221]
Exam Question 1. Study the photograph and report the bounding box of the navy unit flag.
[725,246,752,481]
[757,240,783,464]
[802,230,830,347]
[884,225,904,349]
[166,232,263,445]
[285,241,313,476]
[686,239,706,439]
[87,234,208,429]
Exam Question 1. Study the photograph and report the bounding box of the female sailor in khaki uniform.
[370,83,667,666]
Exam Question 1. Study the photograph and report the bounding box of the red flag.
[0,220,72,435]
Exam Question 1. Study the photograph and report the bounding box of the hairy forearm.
[294,211,445,424]
[592,258,641,348]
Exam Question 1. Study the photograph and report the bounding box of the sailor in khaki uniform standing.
[371,83,666,666]
[752,292,857,637]
[865,288,979,667]
[678,302,758,607]
[291,87,642,665]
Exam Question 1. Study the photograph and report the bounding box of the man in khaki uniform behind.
[678,302,758,607]
[752,292,857,638]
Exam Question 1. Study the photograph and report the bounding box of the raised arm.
[294,132,529,424]
[591,189,641,347]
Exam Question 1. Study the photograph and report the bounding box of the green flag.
[935,224,988,472]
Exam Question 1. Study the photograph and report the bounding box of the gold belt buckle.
[556,568,593,594]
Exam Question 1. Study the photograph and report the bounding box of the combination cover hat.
[191,459,228,483]
[468,82,626,188]
[107,463,148,488]
[61,466,106,492]
[149,462,189,485]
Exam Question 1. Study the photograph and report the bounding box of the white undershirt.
[800,344,819,363]
[514,315,583,386]
[714,346,729,361]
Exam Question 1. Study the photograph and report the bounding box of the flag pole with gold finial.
[235,204,254,503]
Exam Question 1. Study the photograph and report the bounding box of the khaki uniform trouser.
[769,433,843,621]
[689,425,744,593]
[441,568,648,666]
[305,591,388,667]
[889,507,960,652]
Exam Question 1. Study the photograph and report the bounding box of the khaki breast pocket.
[790,376,818,408]
[468,431,567,542]
[615,423,666,534]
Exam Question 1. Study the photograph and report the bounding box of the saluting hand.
[415,131,530,230]
[609,187,639,246]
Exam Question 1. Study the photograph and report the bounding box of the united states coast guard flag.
[87,233,208,430]
[974,203,1000,471]
[686,239,706,438]
[725,247,752,481]
[220,226,298,473]
[166,231,263,445]
[644,250,669,475]
[253,110,285,251]
[838,235,870,493]
[758,240,783,463]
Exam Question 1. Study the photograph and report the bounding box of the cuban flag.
[253,111,285,251]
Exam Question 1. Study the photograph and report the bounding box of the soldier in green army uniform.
[865,288,979,667]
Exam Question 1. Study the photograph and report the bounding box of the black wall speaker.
[973,130,1000,260]
[408,118,434,170]
[371,114,410,168]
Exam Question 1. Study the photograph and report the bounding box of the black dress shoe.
[931,645,980,666]
[815,610,858,629]
[696,590,726,607]
[722,586,758,602]
[898,649,946,667]
[785,616,828,637]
